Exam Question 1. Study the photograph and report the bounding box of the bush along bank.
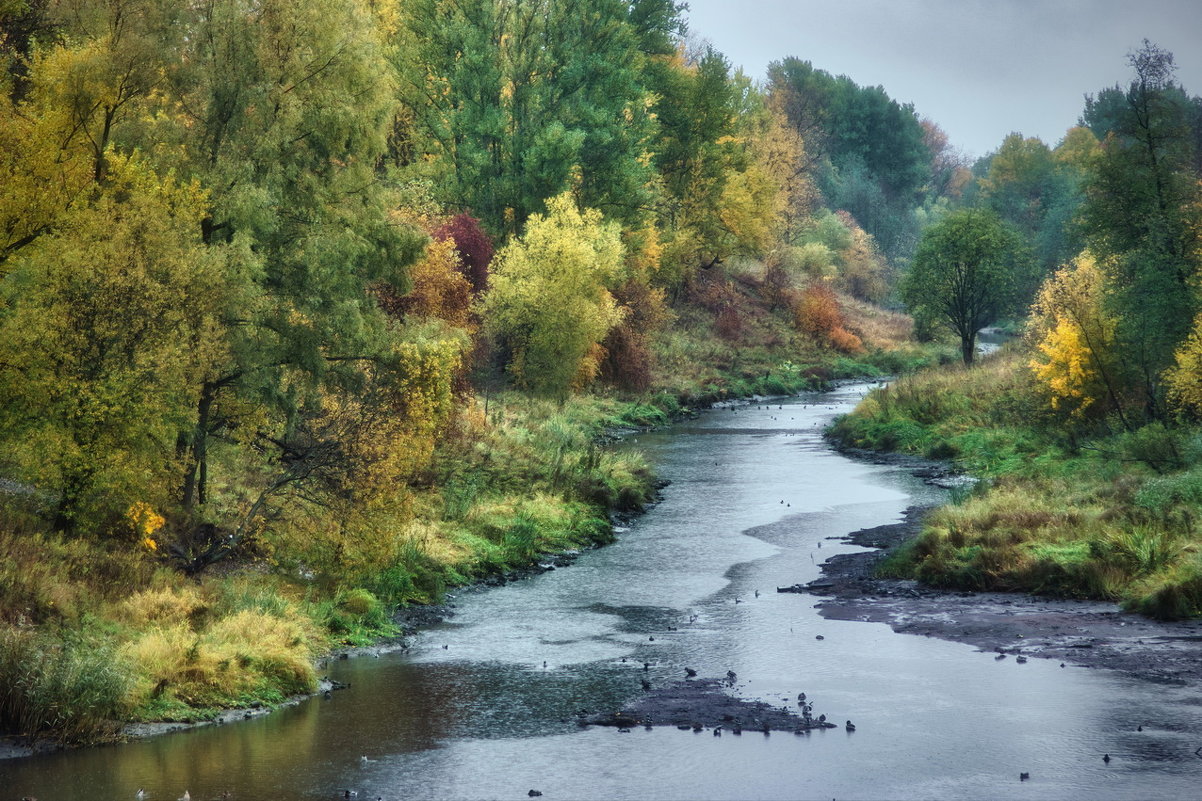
[829,346,1202,620]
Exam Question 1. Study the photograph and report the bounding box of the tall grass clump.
[0,627,132,743]
[121,593,321,720]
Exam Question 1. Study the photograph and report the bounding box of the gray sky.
[683,0,1202,160]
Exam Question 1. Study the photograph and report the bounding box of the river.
[5,383,1201,800]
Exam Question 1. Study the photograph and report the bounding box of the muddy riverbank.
[806,505,1202,685]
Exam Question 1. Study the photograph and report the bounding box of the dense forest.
[1,0,1199,747]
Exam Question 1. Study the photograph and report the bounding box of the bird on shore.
[685,667,697,678]
[798,692,806,702]
[726,670,737,683]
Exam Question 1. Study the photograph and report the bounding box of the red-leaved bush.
[600,279,669,392]
[433,213,493,293]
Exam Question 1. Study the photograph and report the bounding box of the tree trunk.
[181,383,214,510]
[961,333,976,366]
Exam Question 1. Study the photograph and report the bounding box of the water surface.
[5,384,1200,800]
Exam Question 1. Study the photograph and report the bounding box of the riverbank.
[805,505,1202,685]
[829,346,1202,620]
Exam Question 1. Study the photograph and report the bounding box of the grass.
[0,626,132,743]
[831,342,1202,619]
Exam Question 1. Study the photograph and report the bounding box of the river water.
[5,384,1202,800]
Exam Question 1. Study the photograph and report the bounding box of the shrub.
[793,284,863,354]
[432,212,494,293]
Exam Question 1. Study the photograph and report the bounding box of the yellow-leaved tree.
[1165,312,1202,416]
[1027,252,1125,423]
[0,153,229,535]
[483,193,626,396]
[1165,187,1202,416]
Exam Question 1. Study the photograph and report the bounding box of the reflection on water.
[5,384,1201,800]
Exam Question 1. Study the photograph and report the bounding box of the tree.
[901,209,1025,364]
[0,154,226,535]
[152,0,425,516]
[1078,40,1201,416]
[975,132,1089,305]
[432,213,494,293]
[483,193,626,396]
[768,57,932,261]
[1027,253,1126,426]
[394,0,668,237]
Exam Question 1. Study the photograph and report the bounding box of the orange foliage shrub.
[600,279,667,392]
[377,239,474,329]
[794,283,863,353]
[715,305,742,341]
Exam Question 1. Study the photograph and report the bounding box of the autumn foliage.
[600,278,668,392]
[433,213,493,293]
[794,283,863,353]
[1027,253,1119,420]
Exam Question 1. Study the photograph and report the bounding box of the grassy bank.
[832,346,1202,620]
[0,392,666,745]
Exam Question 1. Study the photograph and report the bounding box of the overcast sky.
[683,0,1202,160]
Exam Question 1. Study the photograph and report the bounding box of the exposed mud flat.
[587,678,840,734]
[806,506,1202,685]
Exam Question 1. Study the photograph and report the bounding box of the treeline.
[835,43,1202,618]
[0,0,953,561]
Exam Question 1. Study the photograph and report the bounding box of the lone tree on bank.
[902,208,1025,365]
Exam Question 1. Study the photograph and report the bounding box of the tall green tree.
[149,0,425,515]
[1078,40,1201,416]
[394,0,668,237]
[901,208,1025,365]
[974,131,1092,305]
[768,57,931,261]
